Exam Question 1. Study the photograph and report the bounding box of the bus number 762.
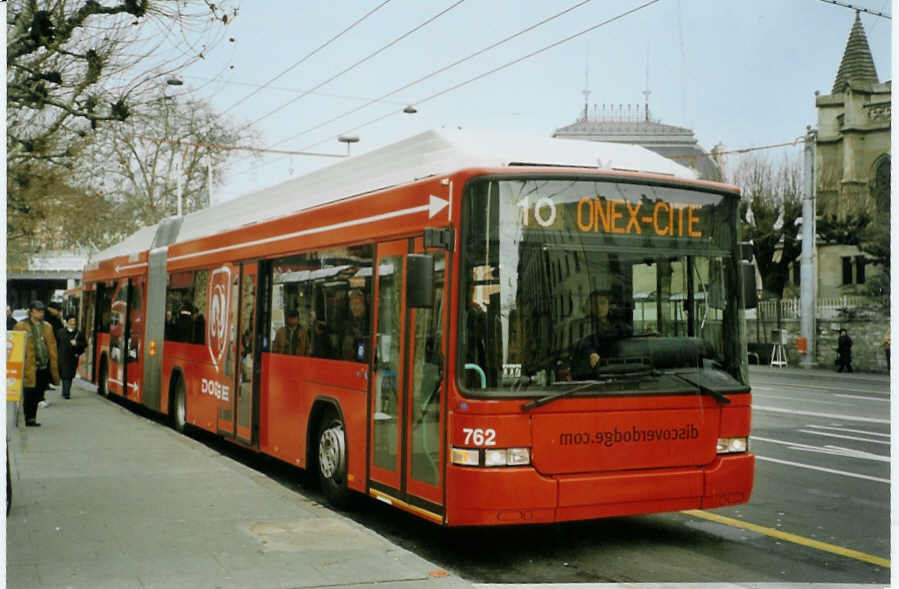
[462,428,496,446]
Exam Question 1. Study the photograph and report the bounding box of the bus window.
[268,245,373,361]
[165,270,208,344]
[98,283,114,332]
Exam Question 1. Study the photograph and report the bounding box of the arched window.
[871,155,890,211]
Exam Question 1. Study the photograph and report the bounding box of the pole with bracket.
[799,126,818,368]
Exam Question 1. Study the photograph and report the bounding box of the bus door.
[107,279,129,397]
[403,239,446,507]
[217,262,258,445]
[80,287,96,381]
[369,238,446,516]
[125,276,146,402]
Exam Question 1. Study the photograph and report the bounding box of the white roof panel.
[91,128,697,263]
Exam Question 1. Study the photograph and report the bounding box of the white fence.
[748,296,869,321]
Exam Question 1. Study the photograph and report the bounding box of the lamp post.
[164,77,184,215]
[337,135,359,156]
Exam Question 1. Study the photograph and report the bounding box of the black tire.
[316,408,355,508]
[172,377,187,433]
[97,359,108,397]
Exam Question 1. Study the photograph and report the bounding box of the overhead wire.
[666,139,806,161]
[260,0,596,152]
[232,0,660,179]
[237,0,468,133]
[134,135,347,157]
[817,0,891,19]
[221,0,393,116]
[297,0,665,153]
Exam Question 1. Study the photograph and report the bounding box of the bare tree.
[76,90,253,234]
[7,0,237,163]
[7,0,239,259]
[731,154,803,300]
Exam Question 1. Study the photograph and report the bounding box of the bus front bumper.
[445,453,754,526]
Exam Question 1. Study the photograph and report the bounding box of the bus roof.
[91,128,698,263]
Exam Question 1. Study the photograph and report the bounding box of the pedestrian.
[45,301,64,332]
[43,301,65,398]
[882,326,890,371]
[836,328,853,373]
[6,306,16,331]
[56,315,86,399]
[13,301,60,426]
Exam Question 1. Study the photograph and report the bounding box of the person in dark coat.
[836,328,853,373]
[45,301,64,332]
[174,304,195,343]
[7,306,17,331]
[14,300,59,426]
[56,315,86,399]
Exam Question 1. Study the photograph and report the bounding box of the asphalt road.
[338,365,892,585]
[150,365,892,585]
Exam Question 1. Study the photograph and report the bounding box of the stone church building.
[812,12,890,298]
[815,12,891,220]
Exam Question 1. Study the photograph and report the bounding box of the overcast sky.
[175,0,894,202]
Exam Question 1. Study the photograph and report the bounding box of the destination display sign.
[517,196,707,239]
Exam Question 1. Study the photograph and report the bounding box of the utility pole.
[799,126,818,368]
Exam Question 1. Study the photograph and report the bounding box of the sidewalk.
[7,379,474,589]
[749,363,891,384]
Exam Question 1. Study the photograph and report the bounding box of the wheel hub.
[319,425,345,480]
[176,391,185,426]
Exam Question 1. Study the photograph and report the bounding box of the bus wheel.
[98,359,108,397]
[172,378,187,433]
[317,409,354,508]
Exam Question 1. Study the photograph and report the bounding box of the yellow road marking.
[683,509,890,569]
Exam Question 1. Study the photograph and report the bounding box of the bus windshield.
[460,177,747,398]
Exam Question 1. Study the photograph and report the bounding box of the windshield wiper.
[520,365,657,411]
[521,381,596,411]
[672,373,731,404]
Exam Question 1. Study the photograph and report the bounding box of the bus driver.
[571,290,628,378]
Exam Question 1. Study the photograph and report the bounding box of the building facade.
[816,13,891,220]
[553,101,721,181]
[813,12,890,297]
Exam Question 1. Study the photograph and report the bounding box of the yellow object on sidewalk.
[6,330,25,402]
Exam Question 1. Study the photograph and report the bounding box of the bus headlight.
[484,448,530,467]
[450,448,479,466]
[717,437,748,454]
[452,447,531,467]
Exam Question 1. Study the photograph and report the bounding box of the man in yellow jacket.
[14,300,59,427]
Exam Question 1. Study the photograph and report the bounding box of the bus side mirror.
[742,262,758,309]
[407,254,434,308]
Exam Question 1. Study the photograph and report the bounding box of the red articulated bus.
[79,129,755,526]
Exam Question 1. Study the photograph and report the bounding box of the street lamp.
[338,134,359,156]
[162,77,185,216]
[403,105,418,114]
